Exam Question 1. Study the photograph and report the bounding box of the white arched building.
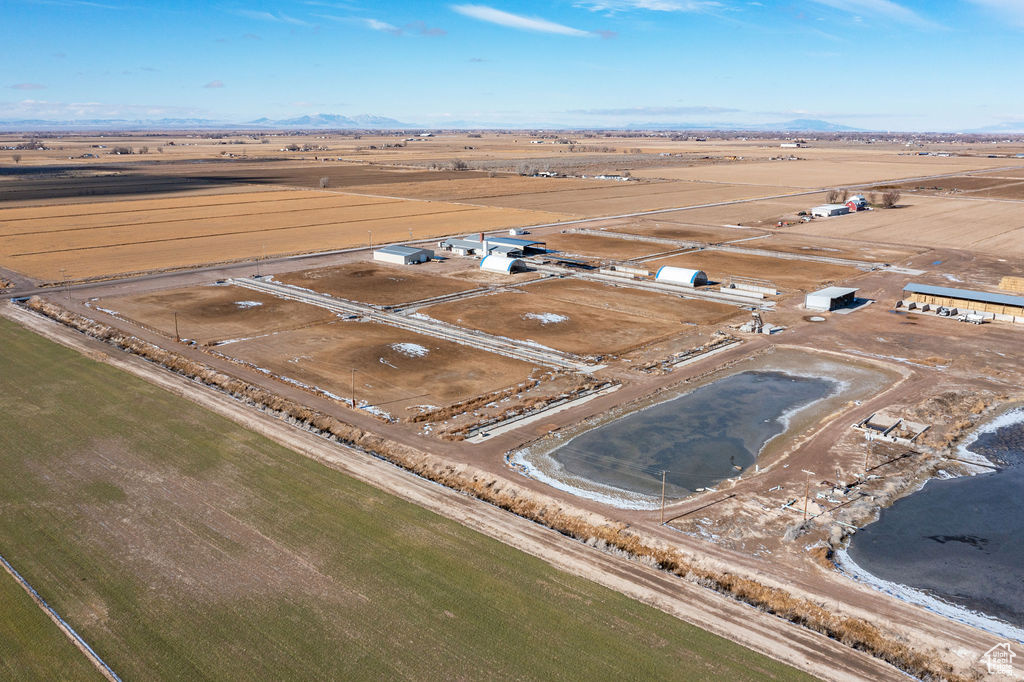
[480,255,525,274]
[654,266,708,287]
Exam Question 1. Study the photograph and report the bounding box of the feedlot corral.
[420,278,738,357]
[647,250,862,292]
[276,261,482,306]
[93,284,338,346]
[217,320,540,417]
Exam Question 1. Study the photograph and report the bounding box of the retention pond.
[513,349,893,508]
[843,408,1024,638]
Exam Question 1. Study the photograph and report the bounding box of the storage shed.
[480,255,525,274]
[654,266,708,287]
[811,204,850,218]
[805,286,858,311]
[902,283,1024,319]
[373,245,433,265]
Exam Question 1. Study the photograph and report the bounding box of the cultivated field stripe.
[7,205,484,256]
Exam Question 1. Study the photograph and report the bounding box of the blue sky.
[2,0,1022,130]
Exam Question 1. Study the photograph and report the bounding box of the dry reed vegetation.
[21,296,969,682]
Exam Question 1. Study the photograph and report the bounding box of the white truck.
[956,313,986,324]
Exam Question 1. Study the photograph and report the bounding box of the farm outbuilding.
[902,283,1024,320]
[480,255,526,274]
[812,204,851,218]
[373,245,434,265]
[805,286,858,311]
[654,266,708,287]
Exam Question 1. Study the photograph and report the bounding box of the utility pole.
[350,368,356,408]
[863,437,873,475]
[368,231,373,251]
[660,470,667,525]
[802,469,816,523]
[174,312,180,342]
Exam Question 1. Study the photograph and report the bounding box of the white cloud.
[451,4,593,36]
[809,0,941,29]
[9,83,47,90]
[968,0,1024,27]
[0,99,205,119]
[236,10,311,26]
[575,0,721,12]
[365,18,402,34]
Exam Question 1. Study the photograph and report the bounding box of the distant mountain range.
[0,113,417,131]
[623,118,863,132]
[0,113,1021,134]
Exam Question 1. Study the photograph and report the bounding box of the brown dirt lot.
[93,284,337,345]
[219,320,539,416]
[524,278,740,325]
[275,262,480,305]
[422,280,725,355]
[541,233,671,260]
[752,235,925,264]
[647,251,862,292]
[619,221,769,243]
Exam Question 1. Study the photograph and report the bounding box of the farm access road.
[1,301,904,682]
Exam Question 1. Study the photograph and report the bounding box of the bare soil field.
[0,189,567,281]
[751,234,925,263]
[631,156,1022,188]
[541,232,672,260]
[276,262,480,305]
[624,194,829,230]
[875,175,1024,200]
[788,194,1024,257]
[221,320,538,415]
[421,282,717,355]
[524,278,740,325]
[345,175,603,200]
[613,220,770,244]
[94,284,336,345]
[647,250,862,292]
[467,181,801,217]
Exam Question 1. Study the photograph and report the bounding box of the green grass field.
[0,315,813,681]
[0,564,103,680]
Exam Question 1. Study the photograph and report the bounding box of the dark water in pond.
[548,371,835,499]
[848,411,1024,627]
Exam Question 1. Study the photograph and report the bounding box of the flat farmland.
[541,232,673,260]
[0,318,809,680]
[753,234,923,263]
[467,181,801,217]
[647,251,861,292]
[94,284,337,345]
[0,189,567,281]
[348,175,799,218]
[0,563,103,680]
[276,262,479,305]
[213,320,538,414]
[880,175,1024,200]
[632,194,829,230]
[790,195,1024,257]
[616,220,769,244]
[422,283,710,355]
[631,156,1020,188]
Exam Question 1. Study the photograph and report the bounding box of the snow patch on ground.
[523,312,568,324]
[379,357,398,368]
[836,548,1024,643]
[234,300,262,309]
[390,342,429,357]
[942,274,962,283]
